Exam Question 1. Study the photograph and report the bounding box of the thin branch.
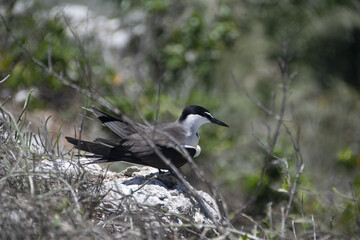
[154,76,163,126]
[241,213,268,239]
[231,41,301,233]
[267,202,273,234]
[281,207,285,240]
[292,219,298,240]
[234,53,290,214]
[0,74,10,84]
[0,13,115,113]
[250,122,282,162]
[231,72,279,119]
[312,215,317,240]
[282,123,304,221]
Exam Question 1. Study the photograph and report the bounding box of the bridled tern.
[66,105,229,170]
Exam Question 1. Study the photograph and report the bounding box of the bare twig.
[62,14,93,88]
[312,215,317,240]
[232,41,304,240]
[266,202,273,234]
[0,74,10,84]
[283,123,304,220]
[0,13,114,113]
[349,182,360,233]
[233,49,293,216]
[58,177,81,211]
[232,72,280,120]
[250,122,282,161]
[281,206,285,240]
[292,219,298,240]
[154,222,265,240]
[241,213,268,239]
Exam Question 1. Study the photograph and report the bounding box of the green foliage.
[118,0,239,90]
[0,5,114,110]
[3,18,72,89]
[337,147,358,168]
[160,8,238,85]
[331,187,360,235]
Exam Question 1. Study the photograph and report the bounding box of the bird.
[65,105,229,170]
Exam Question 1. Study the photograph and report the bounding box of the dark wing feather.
[123,122,186,157]
[94,138,121,146]
[91,106,147,138]
[116,123,193,168]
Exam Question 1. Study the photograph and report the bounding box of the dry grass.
[0,98,111,239]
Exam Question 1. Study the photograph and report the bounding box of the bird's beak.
[210,117,229,127]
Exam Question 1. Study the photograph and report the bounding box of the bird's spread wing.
[91,106,147,138]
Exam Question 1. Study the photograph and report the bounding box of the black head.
[178,105,229,127]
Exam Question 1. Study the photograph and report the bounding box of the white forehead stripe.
[204,112,213,118]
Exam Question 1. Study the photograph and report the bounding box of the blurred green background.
[1,0,360,238]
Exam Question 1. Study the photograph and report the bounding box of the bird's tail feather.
[65,136,111,157]
[66,136,137,165]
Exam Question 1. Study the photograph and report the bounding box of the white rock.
[35,159,220,224]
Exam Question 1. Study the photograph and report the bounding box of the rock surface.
[36,159,220,225]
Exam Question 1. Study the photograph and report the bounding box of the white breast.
[180,114,210,147]
[184,131,200,147]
